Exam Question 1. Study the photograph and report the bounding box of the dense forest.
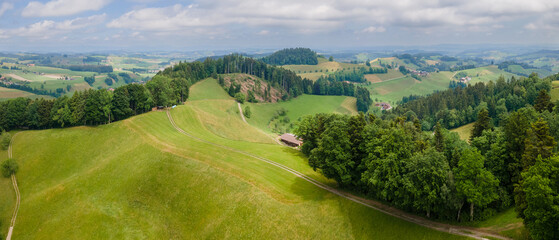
[394,73,554,130]
[261,48,319,65]
[63,65,113,73]
[295,73,559,240]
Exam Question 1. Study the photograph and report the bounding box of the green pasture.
[0,101,466,240]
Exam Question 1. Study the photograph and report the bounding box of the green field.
[283,58,363,81]
[364,72,452,104]
[247,94,357,133]
[460,208,528,240]
[454,66,517,83]
[0,87,52,101]
[0,63,146,99]
[0,80,469,239]
[0,140,15,238]
[363,66,519,105]
[450,123,475,141]
[551,81,559,101]
[506,65,552,77]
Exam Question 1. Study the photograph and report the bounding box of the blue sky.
[0,0,558,52]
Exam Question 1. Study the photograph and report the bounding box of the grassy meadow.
[247,94,357,133]
[453,66,517,83]
[0,79,469,239]
[451,123,475,141]
[0,87,52,101]
[551,81,559,101]
[282,58,363,81]
[0,64,145,99]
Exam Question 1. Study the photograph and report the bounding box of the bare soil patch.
[364,74,382,83]
[6,74,30,82]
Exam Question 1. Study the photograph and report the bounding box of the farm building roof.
[280,133,302,147]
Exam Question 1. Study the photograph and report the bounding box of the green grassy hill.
[0,63,145,100]
[362,66,519,106]
[453,65,517,83]
[0,79,468,239]
[283,57,363,81]
[247,95,357,133]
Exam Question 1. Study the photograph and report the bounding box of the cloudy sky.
[0,0,558,52]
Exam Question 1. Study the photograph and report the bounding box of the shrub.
[0,131,10,150]
[1,158,18,177]
[234,92,245,103]
[244,106,251,118]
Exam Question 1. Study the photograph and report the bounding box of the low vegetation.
[1,158,18,177]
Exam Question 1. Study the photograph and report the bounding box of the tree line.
[295,73,559,239]
[316,67,388,83]
[261,48,318,65]
[160,54,314,99]
[0,74,190,131]
[393,73,554,130]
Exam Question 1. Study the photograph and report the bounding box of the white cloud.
[22,0,111,17]
[524,11,559,30]
[361,26,386,33]
[106,0,559,36]
[257,30,270,35]
[6,14,106,38]
[0,2,14,17]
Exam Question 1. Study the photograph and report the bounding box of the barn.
[280,133,302,147]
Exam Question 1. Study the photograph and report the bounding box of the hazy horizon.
[0,0,558,52]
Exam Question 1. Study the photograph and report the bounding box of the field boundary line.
[166,110,509,240]
[6,132,21,240]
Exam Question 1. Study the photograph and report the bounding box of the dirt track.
[6,133,21,240]
[166,110,510,240]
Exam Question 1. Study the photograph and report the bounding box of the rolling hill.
[0,78,481,240]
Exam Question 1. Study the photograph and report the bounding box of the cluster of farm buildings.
[459,77,472,83]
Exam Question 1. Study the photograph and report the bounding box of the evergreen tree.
[515,118,557,219]
[470,108,491,142]
[434,122,445,152]
[522,118,556,170]
[534,89,553,112]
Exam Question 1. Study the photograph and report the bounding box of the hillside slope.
[1,80,470,239]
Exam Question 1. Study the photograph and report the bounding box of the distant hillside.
[261,48,318,65]
[220,73,283,102]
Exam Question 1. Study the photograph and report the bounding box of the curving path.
[5,133,21,240]
[237,102,284,146]
[166,110,509,240]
